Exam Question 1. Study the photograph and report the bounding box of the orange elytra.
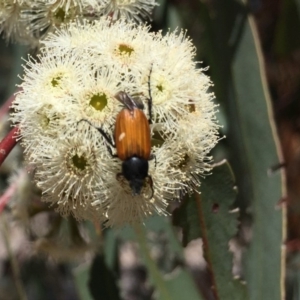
[113,91,153,196]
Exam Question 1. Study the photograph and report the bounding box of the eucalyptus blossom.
[11,17,219,226]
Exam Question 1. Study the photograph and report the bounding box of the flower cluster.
[11,17,219,226]
[0,0,158,44]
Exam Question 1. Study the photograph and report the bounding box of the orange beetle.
[80,68,154,196]
[114,91,153,196]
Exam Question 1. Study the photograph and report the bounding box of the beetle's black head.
[122,156,149,195]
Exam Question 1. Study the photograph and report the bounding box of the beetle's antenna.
[147,64,153,124]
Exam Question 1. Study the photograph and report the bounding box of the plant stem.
[0,126,19,167]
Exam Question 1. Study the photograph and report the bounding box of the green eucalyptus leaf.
[231,6,286,300]
[175,160,248,299]
[173,194,202,247]
[180,0,286,299]
[196,161,248,300]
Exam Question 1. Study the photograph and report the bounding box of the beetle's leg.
[146,175,154,199]
[116,173,123,180]
[149,153,157,167]
[96,127,115,147]
[103,141,117,158]
[78,119,115,146]
[147,64,153,124]
[78,119,117,158]
[116,173,128,185]
[94,127,118,158]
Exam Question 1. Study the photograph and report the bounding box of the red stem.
[0,126,20,212]
[0,127,19,167]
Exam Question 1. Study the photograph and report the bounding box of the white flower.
[11,17,219,226]
[19,50,89,97]
[167,110,219,196]
[0,0,158,44]
[33,129,109,220]
[21,0,83,43]
[99,0,158,22]
[11,52,90,157]
[43,18,155,76]
[72,66,135,131]
[0,0,24,41]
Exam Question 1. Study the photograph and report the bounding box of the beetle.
[82,69,155,197]
[113,91,153,196]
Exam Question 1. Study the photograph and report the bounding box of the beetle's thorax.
[122,156,149,195]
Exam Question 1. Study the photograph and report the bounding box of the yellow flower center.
[72,154,88,171]
[152,77,172,104]
[89,93,108,111]
[117,44,134,56]
[54,8,66,23]
[178,153,189,170]
[51,76,62,87]
[40,114,50,128]
[156,84,164,92]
